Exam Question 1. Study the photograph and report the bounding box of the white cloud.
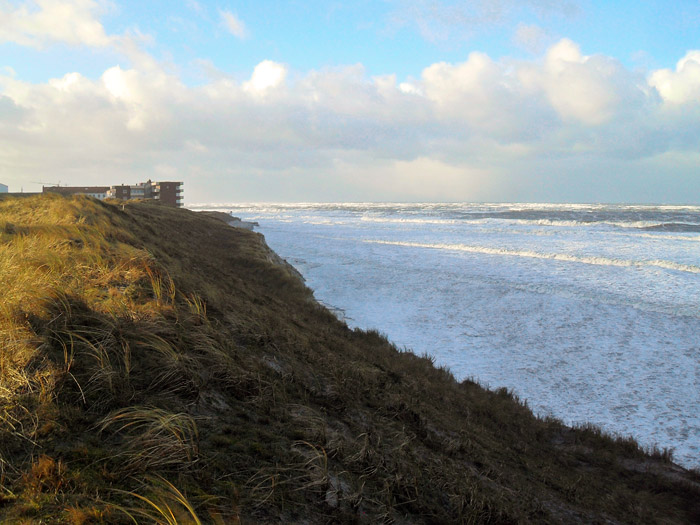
[244,60,287,94]
[517,39,649,126]
[398,82,422,95]
[220,9,248,39]
[542,40,621,124]
[420,52,530,135]
[0,0,111,48]
[649,51,700,105]
[1,40,699,202]
[102,66,130,99]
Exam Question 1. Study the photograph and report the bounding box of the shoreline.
[221,203,700,471]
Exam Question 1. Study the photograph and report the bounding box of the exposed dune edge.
[199,209,305,284]
[0,194,699,524]
[197,210,260,231]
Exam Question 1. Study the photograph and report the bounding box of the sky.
[1,0,699,203]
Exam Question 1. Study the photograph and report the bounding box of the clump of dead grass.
[99,406,199,473]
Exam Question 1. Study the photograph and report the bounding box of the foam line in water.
[364,239,700,274]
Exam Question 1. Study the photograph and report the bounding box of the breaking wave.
[364,239,700,274]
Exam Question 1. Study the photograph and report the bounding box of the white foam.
[363,239,700,275]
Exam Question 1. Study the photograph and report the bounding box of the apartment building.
[151,181,183,207]
[43,180,183,207]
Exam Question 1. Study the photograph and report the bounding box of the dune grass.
[0,194,698,523]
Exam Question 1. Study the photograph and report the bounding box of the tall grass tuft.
[99,406,199,473]
[114,476,205,525]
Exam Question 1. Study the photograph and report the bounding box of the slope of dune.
[0,194,698,523]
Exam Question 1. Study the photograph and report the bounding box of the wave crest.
[364,240,700,274]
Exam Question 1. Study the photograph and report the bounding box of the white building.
[0,183,7,193]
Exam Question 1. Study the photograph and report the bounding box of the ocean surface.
[190,203,700,468]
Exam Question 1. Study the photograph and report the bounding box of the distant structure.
[0,183,7,193]
[43,186,109,200]
[43,180,183,207]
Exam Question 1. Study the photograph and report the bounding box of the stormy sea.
[191,202,700,468]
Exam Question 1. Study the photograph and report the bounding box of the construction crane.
[30,181,61,192]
